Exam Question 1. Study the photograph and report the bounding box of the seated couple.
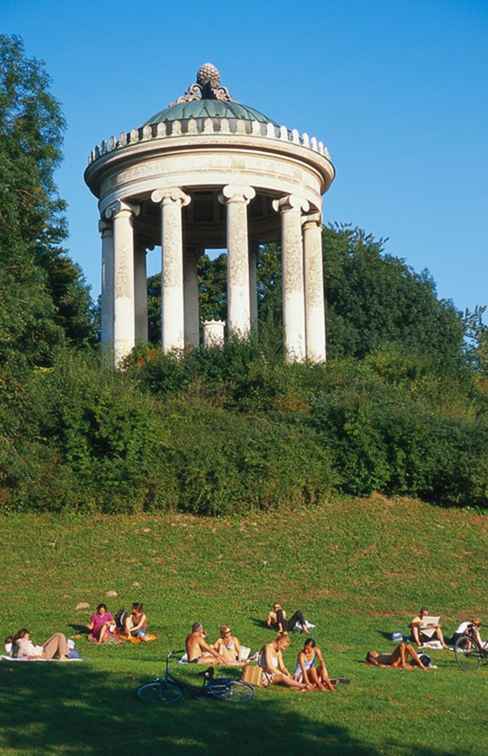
[88,602,149,643]
[266,603,312,634]
[185,623,244,665]
[6,628,70,660]
[259,633,335,692]
[366,643,430,670]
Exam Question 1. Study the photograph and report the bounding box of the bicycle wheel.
[455,636,482,671]
[205,680,255,702]
[137,680,184,704]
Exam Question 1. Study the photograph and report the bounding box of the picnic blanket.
[1,655,83,662]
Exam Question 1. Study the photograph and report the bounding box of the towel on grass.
[1,655,83,663]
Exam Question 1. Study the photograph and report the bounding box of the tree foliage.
[0,34,95,366]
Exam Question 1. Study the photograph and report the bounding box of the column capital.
[302,211,322,229]
[151,187,191,207]
[218,184,256,205]
[104,200,140,221]
[98,219,113,236]
[272,194,310,214]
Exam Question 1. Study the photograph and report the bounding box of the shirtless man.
[185,623,225,664]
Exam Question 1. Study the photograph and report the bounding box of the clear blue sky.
[4,0,487,316]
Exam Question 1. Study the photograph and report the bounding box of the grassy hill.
[1,496,487,755]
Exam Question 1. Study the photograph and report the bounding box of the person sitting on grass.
[213,625,244,665]
[266,603,309,634]
[409,607,447,648]
[294,638,336,691]
[12,628,69,660]
[366,642,429,670]
[451,618,486,649]
[185,623,226,664]
[87,603,116,644]
[259,632,309,690]
[124,603,148,640]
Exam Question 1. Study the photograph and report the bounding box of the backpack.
[115,608,128,631]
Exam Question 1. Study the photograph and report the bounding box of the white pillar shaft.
[100,222,114,353]
[226,199,251,336]
[303,220,326,362]
[161,198,185,352]
[281,207,306,362]
[134,245,148,343]
[249,241,258,329]
[112,209,135,366]
[184,246,200,348]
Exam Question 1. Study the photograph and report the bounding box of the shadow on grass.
[68,623,90,635]
[0,662,471,756]
[249,616,269,629]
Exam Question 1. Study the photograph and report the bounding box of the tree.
[323,225,465,365]
[0,34,95,366]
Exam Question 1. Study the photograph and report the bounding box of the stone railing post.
[151,187,191,353]
[303,213,326,362]
[219,184,256,338]
[104,200,140,367]
[273,194,309,362]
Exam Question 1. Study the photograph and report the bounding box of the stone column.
[151,187,191,353]
[219,184,256,337]
[134,242,148,343]
[303,213,326,362]
[104,200,140,367]
[99,219,114,357]
[184,245,201,348]
[273,194,309,362]
[249,240,259,330]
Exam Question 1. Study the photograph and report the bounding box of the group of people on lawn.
[5,601,484,686]
[184,603,335,692]
[87,602,150,644]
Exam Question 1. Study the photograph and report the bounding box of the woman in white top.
[259,633,308,690]
[13,628,69,660]
[294,638,336,691]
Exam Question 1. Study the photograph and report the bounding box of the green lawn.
[1,496,487,755]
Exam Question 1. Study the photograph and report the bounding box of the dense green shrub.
[1,340,487,514]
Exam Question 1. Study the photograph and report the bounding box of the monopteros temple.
[84,64,335,366]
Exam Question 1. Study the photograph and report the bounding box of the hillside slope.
[1,496,487,755]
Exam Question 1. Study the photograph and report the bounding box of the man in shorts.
[410,607,447,648]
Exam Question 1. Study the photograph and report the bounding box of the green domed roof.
[143,99,278,127]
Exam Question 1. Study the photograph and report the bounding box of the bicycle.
[454,626,488,671]
[136,650,255,704]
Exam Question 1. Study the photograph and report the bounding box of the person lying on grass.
[12,628,70,660]
[366,642,429,670]
[87,603,116,644]
[409,607,448,648]
[294,638,336,691]
[212,625,244,665]
[259,633,309,690]
[266,603,309,634]
[124,603,148,640]
[185,623,226,664]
